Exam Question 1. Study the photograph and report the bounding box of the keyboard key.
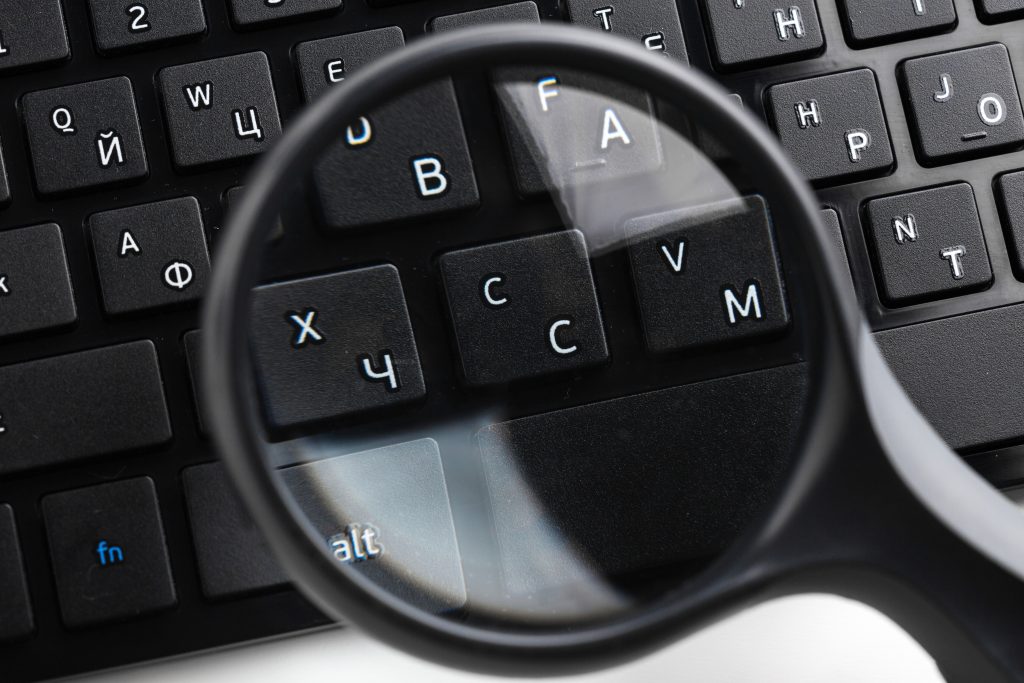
[976,0,1024,20]
[279,438,465,612]
[837,0,955,45]
[702,0,823,70]
[22,77,149,195]
[298,28,480,230]
[42,478,176,628]
[0,341,172,475]
[0,0,69,73]
[624,196,789,353]
[228,0,343,27]
[158,52,283,168]
[183,464,289,599]
[766,69,894,185]
[439,230,608,386]
[88,0,206,52]
[997,170,1024,277]
[900,44,1024,164]
[876,302,1024,449]
[478,365,806,588]
[89,197,210,316]
[0,505,33,642]
[430,1,541,30]
[864,183,991,305]
[250,265,426,430]
[0,223,77,340]
[565,0,688,62]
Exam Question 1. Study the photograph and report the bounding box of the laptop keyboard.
[2,0,1024,680]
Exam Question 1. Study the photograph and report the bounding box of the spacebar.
[0,341,172,475]
[875,303,1024,451]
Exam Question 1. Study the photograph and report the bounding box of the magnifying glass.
[201,23,1024,680]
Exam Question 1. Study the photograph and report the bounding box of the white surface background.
[87,594,946,682]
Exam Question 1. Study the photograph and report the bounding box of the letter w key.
[184,82,212,110]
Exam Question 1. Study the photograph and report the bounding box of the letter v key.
[659,239,686,274]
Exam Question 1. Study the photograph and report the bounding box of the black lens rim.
[202,23,861,676]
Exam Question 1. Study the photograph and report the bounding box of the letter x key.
[288,309,324,348]
[0,274,8,295]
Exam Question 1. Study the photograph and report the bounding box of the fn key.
[42,478,176,628]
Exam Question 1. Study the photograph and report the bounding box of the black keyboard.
[3,0,1024,680]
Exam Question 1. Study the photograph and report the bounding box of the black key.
[0,505,33,642]
[876,302,1024,449]
[250,265,426,431]
[22,77,148,195]
[430,1,541,30]
[565,0,688,62]
[223,186,284,242]
[279,438,465,612]
[42,478,176,628]
[997,170,1024,278]
[228,0,343,27]
[89,197,210,316]
[837,0,955,45]
[702,0,823,70]
[766,69,894,185]
[0,341,172,475]
[298,28,480,230]
[439,230,608,386]
[158,52,283,168]
[0,223,77,340]
[820,208,854,286]
[864,183,991,305]
[625,197,789,353]
[0,0,69,73]
[976,0,1024,20]
[478,365,806,584]
[183,464,289,599]
[88,0,206,52]
[900,44,1024,164]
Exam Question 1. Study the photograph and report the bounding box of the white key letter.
[411,156,449,198]
[600,108,632,149]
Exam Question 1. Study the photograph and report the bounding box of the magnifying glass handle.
[749,336,1024,683]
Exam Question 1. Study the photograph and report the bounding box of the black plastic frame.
[204,23,1024,681]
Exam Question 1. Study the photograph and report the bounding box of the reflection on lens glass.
[243,61,811,631]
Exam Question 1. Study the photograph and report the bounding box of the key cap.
[0,223,77,340]
[0,505,33,642]
[158,52,283,168]
[0,341,172,475]
[624,196,789,353]
[766,69,894,185]
[702,0,824,70]
[22,77,149,195]
[430,1,541,30]
[876,302,1024,449]
[88,0,206,53]
[279,438,465,612]
[183,464,289,599]
[976,0,1024,20]
[250,264,426,431]
[439,230,608,386]
[228,0,343,27]
[42,478,176,628]
[864,183,991,305]
[837,0,955,45]
[997,170,1024,277]
[0,0,69,73]
[565,0,688,62]
[297,28,480,229]
[478,365,806,587]
[900,44,1024,165]
[89,197,210,316]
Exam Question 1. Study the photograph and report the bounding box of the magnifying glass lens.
[223,35,821,636]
